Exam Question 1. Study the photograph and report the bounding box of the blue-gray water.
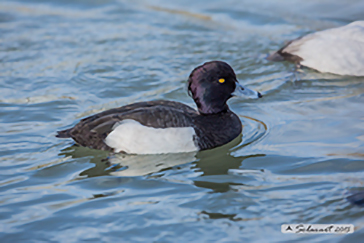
[1,0,364,242]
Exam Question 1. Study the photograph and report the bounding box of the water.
[1,0,364,242]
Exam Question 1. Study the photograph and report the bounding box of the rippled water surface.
[1,0,364,242]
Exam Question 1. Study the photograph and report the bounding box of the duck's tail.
[56,128,72,138]
[266,51,285,61]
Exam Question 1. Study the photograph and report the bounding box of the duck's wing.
[268,21,364,76]
[56,100,198,151]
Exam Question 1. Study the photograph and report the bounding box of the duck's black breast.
[57,100,242,152]
[193,110,242,150]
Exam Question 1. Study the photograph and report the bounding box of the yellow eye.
[218,78,225,83]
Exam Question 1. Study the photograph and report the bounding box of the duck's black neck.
[197,102,229,115]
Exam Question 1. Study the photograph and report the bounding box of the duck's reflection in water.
[107,152,198,177]
[59,135,265,190]
[59,145,197,178]
[193,144,265,192]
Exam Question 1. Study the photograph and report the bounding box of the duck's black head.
[188,61,261,115]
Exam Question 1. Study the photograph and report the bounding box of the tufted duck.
[268,21,364,76]
[56,61,262,154]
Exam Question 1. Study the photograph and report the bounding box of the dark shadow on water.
[347,189,364,207]
[199,210,261,222]
[200,211,239,221]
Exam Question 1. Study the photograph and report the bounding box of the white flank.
[104,119,198,154]
[284,21,364,76]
